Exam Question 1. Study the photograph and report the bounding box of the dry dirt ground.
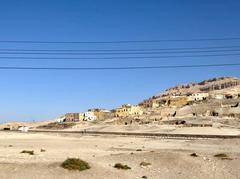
[0,131,239,179]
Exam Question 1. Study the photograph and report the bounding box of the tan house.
[88,108,112,120]
[65,112,84,122]
[139,99,160,108]
[114,104,143,117]
[79,113,85,121]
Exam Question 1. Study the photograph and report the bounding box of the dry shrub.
[214,153,232,160]
[190,153,198,157]
[140,162,151,167]
[114,163,131,170]
[21,150,34,155]
[61,158,90,171]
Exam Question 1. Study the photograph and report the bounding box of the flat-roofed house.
[65,113,80,122]
[138,99,160,108]
[188,92,209,101]
[114,104,143,117]
[88,108,112,120]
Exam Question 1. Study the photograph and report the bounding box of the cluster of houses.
[61,109,111,122]
[60,104,144,123]
[59,89,240,123]
[139,91,240,109]
[139,92,209,108]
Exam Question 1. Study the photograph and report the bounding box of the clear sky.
[0,0,240,123]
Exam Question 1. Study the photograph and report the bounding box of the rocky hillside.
[159,77,240,97]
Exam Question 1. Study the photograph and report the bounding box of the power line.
[0,49,240,55]
[0,37,240,44]
[0,63,239,70]
[0,53,240,60]
[0,45,240,52]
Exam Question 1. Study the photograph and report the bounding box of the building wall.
[88,109,112,120]
[167,96,189,107]
[114,104,143,117]
[139,99,160,108]
[188,93,209,101]
[79,113,85,121]
[152,101,160,108]
[84,111,97,121]
[65,113,80,122]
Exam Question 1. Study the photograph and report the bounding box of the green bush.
[61,158,90,171]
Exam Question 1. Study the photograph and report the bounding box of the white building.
[56,116,65,123]
[18,126,29,132]
[188,92,209,101]
[214,94,225,100]
[84,111,97,121]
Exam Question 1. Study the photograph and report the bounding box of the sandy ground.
[0,131,240,179]
[69,124,240,135]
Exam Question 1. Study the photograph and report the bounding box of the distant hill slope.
[158,77,240,97]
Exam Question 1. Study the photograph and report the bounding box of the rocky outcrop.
[160,77,240,97]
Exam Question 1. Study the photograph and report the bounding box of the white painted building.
[84,111,97,121]
[56,116,65,123]
[18,126,29,132]
[188,93,209,101]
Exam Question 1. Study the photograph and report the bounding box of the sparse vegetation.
[136,149,142,151]
[21,150,34,155]
[40,148,46,152]
[214,153,228,158]
[114,163,131,170]
[190,153,198,157]
[140,162,151,167]
[214,153,232,160]
[221,157,233,160]
[8,145,13,147]
[61,158,90,171]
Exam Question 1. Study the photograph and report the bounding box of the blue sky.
[0,0,240,122]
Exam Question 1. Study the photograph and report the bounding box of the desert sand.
[0,131,239,179]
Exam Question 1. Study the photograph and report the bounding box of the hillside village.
[1,76,240,131]
[49,76,240,129]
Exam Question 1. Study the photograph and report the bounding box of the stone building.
[138,99,160,108]
[114,104,143,117]
[64,113,84,122]
[188,93,209,101]
[88,108,112,120]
